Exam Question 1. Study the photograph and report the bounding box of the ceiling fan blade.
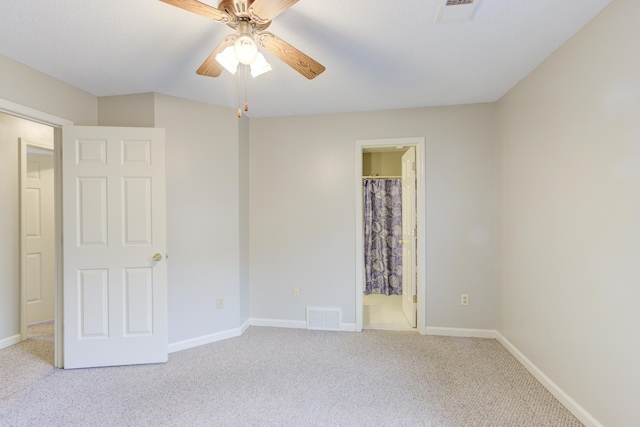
[257,32,325,79]
[196,34,237,77]
[249,0,299,24]
[159,0,232,24]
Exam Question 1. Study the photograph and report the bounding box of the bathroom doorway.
[355,137,426,333]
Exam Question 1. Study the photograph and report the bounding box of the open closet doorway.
[1,100,70,368]
[355,137,426,333]
[21,135,56,367]
[20,138,55,327]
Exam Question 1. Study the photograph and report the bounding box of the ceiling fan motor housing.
[232,0,249,16]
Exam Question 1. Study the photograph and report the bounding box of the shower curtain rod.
[362,176,401,179]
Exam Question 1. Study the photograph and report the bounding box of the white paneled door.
[62,126,167,369]
[25,152,55,324]
[401,147,417,327]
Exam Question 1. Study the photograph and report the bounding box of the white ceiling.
[0,0,612,118]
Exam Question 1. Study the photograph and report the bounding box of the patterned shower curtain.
[363,179,403,295]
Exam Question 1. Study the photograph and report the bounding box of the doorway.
[20,140,56,330]
[1,99,71,368]
[362,148,409,329]
[355,137,426,333]
[17,122,56,368]
[0,112,56,365]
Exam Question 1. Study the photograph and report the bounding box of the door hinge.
[412,161,415,171]
[413,227,417,238]
[413,295,417,303]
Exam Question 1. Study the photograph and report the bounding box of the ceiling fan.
[160,0,325,79]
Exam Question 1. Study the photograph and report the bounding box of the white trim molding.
[341,323,357,332]
[424,327,497,339]
[250,318,306,329]
[250,318,357,332]
[240,318,251,334]
[0,334,21,351]
[1,98,73,369]
[169,319,356,354]
[496,332,603,427]
[168,327,244,354]
[0,99,73,127]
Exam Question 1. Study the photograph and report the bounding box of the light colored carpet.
[0,322,583,426]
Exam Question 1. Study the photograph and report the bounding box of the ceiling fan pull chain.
[237,66,242,118]
[244,65,249,112]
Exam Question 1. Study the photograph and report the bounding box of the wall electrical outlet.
[216,298,224,309]
[461,294,469,306]
[293,287,300,297]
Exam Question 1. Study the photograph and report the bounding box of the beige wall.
[497,0,638,425]
[250,104,498,330]
[2,87,248,349]
[0,88,248,348]
[98,93,155,127]
[363,151,403,176]
[153,94,245,343]
[2,2,632,419]
[238,115,250,323]
[98,93,248,344]
[0,113,54,344]
[0,54,97,125]
[0,53,96,348]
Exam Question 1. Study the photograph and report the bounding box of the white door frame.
[355,137,426,334]
[1,98,73,368]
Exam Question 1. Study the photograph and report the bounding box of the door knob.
[152,253,163,262]
[398,239,404,244]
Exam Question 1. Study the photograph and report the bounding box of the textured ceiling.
[0,0,612,118]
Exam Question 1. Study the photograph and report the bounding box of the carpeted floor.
[0,323,583,426]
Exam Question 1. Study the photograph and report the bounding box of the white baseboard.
[240,318,251,334]
[27,319,54,326]
[249,318,306,329]
[424,327,497,339]
[169,318,354,354]
[496,332,603,427]
[168,327,243,353]
[341,322,357,332]
[0,334,21,351]
[249,318,357,332]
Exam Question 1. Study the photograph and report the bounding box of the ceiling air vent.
[446,0,475,5]
[435,0,480,23]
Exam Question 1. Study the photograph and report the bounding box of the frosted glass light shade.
[250,53,272,78]
[234,34,258,65]
[215,46,239,74]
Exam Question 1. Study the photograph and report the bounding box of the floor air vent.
[306,307,341,331]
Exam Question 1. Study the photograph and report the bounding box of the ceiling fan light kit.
[233,21,259,65]
[249,53,272,77]
[215,47,240,73]
[160,0,326,116]
[160,0,325,79]
[216,47,272,76]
